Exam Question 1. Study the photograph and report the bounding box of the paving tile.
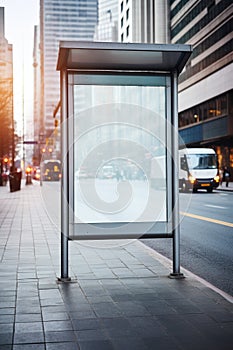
[0,324,14,334]
[17,273,37,279]
[15,313,42,323]
[0,291,16,297]
[128,316,168,337]
[41,305,67,315]
[86,295,113,303]
[68,309,97,320]
[0,307,15,315]
[39,289,61,299]
[0,302,15,308]
[13,332,44,344]
[92,302,122,318]
[0,296,16,303]
[207,310,233,323]
[0,333,13,345]
[43,320,73,332]
[13,344,45,350]
[111,336,148,350]
[116,301,150,317]
[165,299,202,314]
[143,299,178,316]
[16,305,41,314]
[40,298,64,307]
[17,291,39,298]
[103,322,138,338]
[14,322,43,334]
[184,313,218,326]
[42,312,70,321]
[45,330,76,342]
[156,314,202,337]
[78,340,114,350]
[144,336,181,350]
[63,302,93,312]
[0,345,12,350]
[75,329,109,342]
[0,315,14,324]
[46,342,79,350]
[71,318,101,331]
[173,335,211,350]
[110,293,133,302]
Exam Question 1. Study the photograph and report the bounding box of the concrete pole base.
[169,273,185,279]
[57,277,72,283]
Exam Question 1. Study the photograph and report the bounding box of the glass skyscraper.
[40,0,98,136]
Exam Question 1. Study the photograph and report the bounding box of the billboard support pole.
[58,69,71,282]
[170,71,184,279]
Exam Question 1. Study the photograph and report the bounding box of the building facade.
[32,25,42,165]
[119,0,169,43]
[0,7,14,172]
[40,0,98,140]
[170,0,233,173]
[94,0,118,42]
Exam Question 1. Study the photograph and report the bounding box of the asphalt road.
[142,189,233,296]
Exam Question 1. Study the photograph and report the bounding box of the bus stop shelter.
[57,41,192,281]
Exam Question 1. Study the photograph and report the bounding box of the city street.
[1,1,232,347]
[143,190,233,297]
[0,181,233,349]
[41,179,233,296]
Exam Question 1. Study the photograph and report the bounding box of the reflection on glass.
[187,154,217,169]
[73,84,167,224]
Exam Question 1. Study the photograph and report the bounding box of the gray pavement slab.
[0,182,233,349]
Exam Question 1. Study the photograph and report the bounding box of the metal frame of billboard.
[57,41,192,280]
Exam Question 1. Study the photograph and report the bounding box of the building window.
[170,0,190,19]
[190,19,233,60]
[121,33,124,42]
[126,8,129,20]
[121,17,124,28]
[126,25,129,37]
[179,93,228,128]
[179,39,233,83]
[172,0,231,43]
[121,1,123,12]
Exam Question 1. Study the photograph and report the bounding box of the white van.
[179,148,219,193]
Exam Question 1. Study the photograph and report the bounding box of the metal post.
[170,71,184,279]
[59,69,71,282]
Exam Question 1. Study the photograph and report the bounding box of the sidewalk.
[0,182,233,350]
[217,182,233,192]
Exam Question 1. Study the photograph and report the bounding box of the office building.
[119,0,169,43]
[0,7,14,169]
[94,0,118,42]
[0,7,13,107]
[40,0,98,138]
[32,25,43,165]
[171,0,233,170]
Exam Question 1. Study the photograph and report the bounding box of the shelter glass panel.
[72,75,167,226]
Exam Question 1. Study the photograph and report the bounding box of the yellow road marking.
[180,211,233,228]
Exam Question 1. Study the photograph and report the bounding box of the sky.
[0,0,39,136]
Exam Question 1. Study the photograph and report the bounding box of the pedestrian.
[219,167,224,186]
[223,166,230,187]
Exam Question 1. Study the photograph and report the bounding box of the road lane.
[143,191,233,296]
[180,211,233,228]
[180,190,233,224]
[204,204,226,209]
